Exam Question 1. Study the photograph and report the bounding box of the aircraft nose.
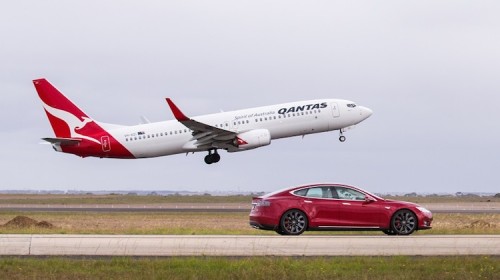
[359,106,373,119]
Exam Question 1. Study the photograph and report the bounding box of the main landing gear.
[204,149,220,164]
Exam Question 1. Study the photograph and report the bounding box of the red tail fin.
[33,78,135,158]
[33,78,102,142]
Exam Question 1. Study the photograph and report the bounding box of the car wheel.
[280,209,308,235]
[391,209,417,235]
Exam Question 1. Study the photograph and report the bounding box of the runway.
[1,235,498,256]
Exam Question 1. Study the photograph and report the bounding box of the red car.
[249,183,433,235]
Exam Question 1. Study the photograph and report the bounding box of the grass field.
[0,212,498,235]
[0,256,497,279]
[0,194,253,205]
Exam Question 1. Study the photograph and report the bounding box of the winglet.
[166,98,189,121]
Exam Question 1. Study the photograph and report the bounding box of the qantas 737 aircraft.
[33,78,372,164]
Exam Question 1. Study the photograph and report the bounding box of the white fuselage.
[105,99,372,158]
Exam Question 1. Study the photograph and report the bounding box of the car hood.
[383,199,421,208]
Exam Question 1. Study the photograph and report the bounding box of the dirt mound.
[3,216,54,229]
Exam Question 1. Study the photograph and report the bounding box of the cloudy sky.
[1,1,499,194]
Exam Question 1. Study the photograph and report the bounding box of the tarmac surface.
[1,235,498,256]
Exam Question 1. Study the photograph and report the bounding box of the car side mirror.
[365,196,376,203]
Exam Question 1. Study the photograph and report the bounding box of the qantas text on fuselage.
[33,78,373,164]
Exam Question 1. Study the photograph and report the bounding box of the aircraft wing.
[166,98,236,149]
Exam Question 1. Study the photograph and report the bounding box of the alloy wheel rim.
[283,211,306,233]
[394,211,416,234]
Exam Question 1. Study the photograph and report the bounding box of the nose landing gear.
[204,149,220,164]
[339,131,346,142]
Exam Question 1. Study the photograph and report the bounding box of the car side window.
[293,187,340,199]
[305,187,323,198]
[306,187,336,198]
[294,189,307,196]
[335,187,365,200]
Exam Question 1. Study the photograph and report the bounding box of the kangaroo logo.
[42,101,101,144]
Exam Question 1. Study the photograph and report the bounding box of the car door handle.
[342,202,351,205]
[304,200,313,203]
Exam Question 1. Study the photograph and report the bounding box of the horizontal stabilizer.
[42,137,82,146]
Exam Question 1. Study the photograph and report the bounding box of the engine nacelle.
[228,129,271,152]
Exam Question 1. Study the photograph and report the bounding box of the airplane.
[33,78,373,164]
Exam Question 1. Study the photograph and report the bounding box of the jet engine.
[228,129,271,152]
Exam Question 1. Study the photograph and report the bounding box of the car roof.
[261,183,384,200]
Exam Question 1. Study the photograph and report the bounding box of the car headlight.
[416,206,431,214]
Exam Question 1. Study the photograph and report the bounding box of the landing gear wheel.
[390,209,417,235]
[204,150,220,164]
[204,155,213,164]
[339,135,346,142]
[279,209,308,235]
[212,153,220,163]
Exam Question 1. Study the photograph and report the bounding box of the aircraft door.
[101,136,111,152]
[331,102,340,118]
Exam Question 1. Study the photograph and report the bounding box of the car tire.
[279,209,308,235]
[390,209,417,235]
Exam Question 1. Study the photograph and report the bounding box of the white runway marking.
[0,235,498,256]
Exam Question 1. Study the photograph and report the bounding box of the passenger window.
[294,189,307,196]
[335,187,365,200]
[305,187,323,198]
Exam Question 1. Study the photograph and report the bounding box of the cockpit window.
[347,103,357,108]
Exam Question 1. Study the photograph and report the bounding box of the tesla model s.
[249,183,432,235]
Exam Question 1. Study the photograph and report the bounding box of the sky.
[1,1,499,194]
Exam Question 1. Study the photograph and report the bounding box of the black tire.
[212,153,220,163]
[279,209,308,235]
[204,155,213,164]
[390,209,417,235]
